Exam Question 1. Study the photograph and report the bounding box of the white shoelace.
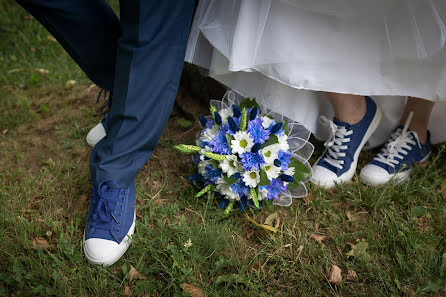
[374,112,420,168]
[320,116,353,170]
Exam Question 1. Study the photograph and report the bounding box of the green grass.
[2,0,446,296]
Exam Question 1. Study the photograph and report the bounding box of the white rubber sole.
[83,213,135,266]
[86,122,106,147]
[360,152,430,186]
[311,105,382,189]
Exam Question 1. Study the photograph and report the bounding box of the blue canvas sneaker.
[360,113,431,185]
[311,96,382,188]
[83,180,135,266]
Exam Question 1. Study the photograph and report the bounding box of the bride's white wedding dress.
[186,0,446,148]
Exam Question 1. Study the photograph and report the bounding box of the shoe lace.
[320,116,353,170]
[90,181,125,231]
[374,112,419,168]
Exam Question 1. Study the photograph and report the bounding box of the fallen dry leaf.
[347,269,357,281]
[274,216,281,229]
[180,283,204,297]
[245,214,277,234]
[264,212,278,226]
[87,84,97,92]
[124,286,132,296]
[35,68,49,74]
[328,264,342,286]
[129,265,147,283]
[32,237,53,249]
[2,129,8,136]
[346,212,357,222]
[310,234,326,244]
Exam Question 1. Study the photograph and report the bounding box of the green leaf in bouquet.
[225,134,234,146]
[224,201,235,215]
[284,119,290,136]
[258,169,271,186]
[250,187,260,208]
[209,105,217,117]
[224,174,239,186]
[177,117,193,129]
[196,184,212,198]
[173,144,201,154]
[239,97,261,113]
[260,134,279,149]
[240,108,248,131]
[204,152,228,161]
[290,157,310,182]
[210,159,220,169]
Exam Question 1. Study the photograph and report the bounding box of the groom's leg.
[15,0,120,90]
[90,0,195,187]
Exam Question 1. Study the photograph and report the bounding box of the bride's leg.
[400,97,434,144]
[325,92,366,125]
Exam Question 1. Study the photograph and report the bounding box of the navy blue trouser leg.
[16,0,120,91]
[90,0,195,187]
[17,0,195,188]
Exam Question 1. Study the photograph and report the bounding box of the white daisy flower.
[243,170,260,188]
[284,166,295,177]
[261,164,281,180]
[218,155,242,177]
[201,125,219,142]
[219,107,233,124]
[198,160,211,175]
[261,116,275,129]
[216,178,239,201]
[259,146,279,164]
[231,131,254,155]
[277,134,290,151]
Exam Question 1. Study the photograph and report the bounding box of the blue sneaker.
[83,181,135,266]
[311,96,382,188]
[86,90,111,147]
[360,113,431,185]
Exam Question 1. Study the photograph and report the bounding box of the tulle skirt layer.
[186,0,446,147]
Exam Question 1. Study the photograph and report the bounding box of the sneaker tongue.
[333,117,351,128]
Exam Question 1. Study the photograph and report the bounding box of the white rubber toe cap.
[83,220,135,266]
[86,122,106,147]
[311,165,340,189]
[360,164,391,186]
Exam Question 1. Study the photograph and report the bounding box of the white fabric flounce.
[186,0,446,148]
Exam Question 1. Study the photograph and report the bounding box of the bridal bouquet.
[175,92,311,213]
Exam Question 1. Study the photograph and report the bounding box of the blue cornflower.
[247,118,270,144]
[278,150,292,170]
[204,165,221,184]
[206,118,215,129]
[193,153,201,164]
[240,152,265,171]
[230,180,250,198]
[199,140,209,148]
[209,127,231,155]
[263,178,288,200]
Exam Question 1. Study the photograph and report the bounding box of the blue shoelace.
[90,182,125,231]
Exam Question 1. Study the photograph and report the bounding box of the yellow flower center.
[240,139,247,148]
[265,166,270,171]
[230,160,236,168]
[264,151,271,158]
[250,172,257,179]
